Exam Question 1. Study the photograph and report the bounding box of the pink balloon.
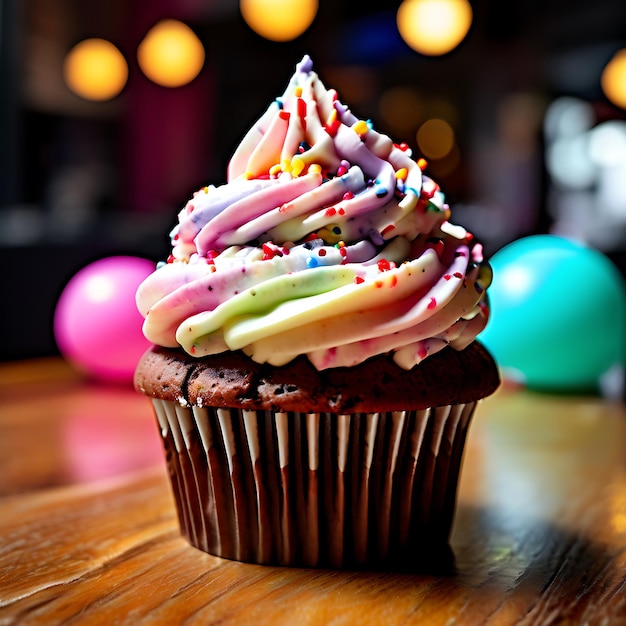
[54,256,154,384]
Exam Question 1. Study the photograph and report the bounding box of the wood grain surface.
[1,359,626,624]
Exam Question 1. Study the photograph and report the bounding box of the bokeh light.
[416,118,455,159]
[137,19,205,88]
[396,0,473,56]
[544,96,626,251]
[601,49,626,110]
[544,97,595,189]
[589,121,626,169]
[378,86,423,136]
[63,38,128,101]
[240,0,318,42]
[544,96,594,141]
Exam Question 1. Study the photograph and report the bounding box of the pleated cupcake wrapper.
[152,400,476,568]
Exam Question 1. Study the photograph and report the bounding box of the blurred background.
[2,0,626,362]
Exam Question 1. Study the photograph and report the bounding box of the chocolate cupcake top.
[135,342,500,412]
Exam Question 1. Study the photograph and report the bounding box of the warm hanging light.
[63,38,128,101]
[601,49,626,110]
[137,19,205,88]
[240,0,318,42]
[397,0,472,56]
[416,118,455,159]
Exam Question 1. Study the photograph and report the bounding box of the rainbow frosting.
[136,55,492,370]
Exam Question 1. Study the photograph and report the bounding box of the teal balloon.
[480,235,626,392]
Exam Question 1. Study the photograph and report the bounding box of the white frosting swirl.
[136,56,492,370]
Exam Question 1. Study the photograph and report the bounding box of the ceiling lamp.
[240,0,318,42]
[63,38,128,101]
[601,49,626,110]
[137,19,205,88]
[397,0,472,56]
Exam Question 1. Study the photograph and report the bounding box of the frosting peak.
[136,56,491,370]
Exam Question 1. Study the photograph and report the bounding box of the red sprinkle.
[427,297,437,310]
[325,207,337,217]
[318,249,327,257]
[454,272,463,279]
[343,191,354,200]
[377,258,394,272]
[381,224,396,237]
[297,97,306,124]
[421,183,437,200]
[338,207,346,215]
[337,165,348,176]
[394,142,410,152]
[262,242,284,260]
[325,119,341,137]
[390,275,398,287]
[166,254,175,264]
[354,276,365,284]
[444,274,451,281]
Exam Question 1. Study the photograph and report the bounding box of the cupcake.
[134,56,499,568]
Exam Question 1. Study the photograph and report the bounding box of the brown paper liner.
[151,400,476,568]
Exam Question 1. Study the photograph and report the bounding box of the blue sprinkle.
[307,256,319,268]
[375,186,388,198]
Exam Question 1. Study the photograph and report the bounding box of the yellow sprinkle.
[294,86,302,97]
[327,108,337,124]
[203,186,209,193]
[269,163,282,177]
[318,226,342,244]
[417,158,428,171]
[395,168,408,181]
[291,156,305,177]
[308,163,322,174]
[281,158,292,174]
[352,120,369,136]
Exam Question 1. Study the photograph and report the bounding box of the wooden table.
[1,358,626,625]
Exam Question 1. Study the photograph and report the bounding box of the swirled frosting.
[136,55,492,370]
